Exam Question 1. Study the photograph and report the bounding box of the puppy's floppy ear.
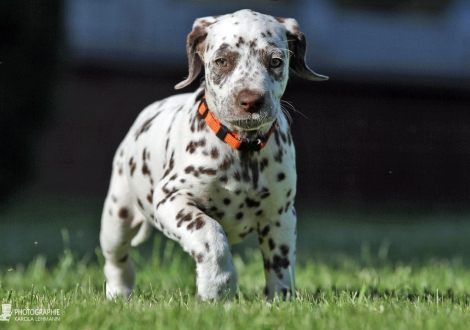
[275,17,328,81]
[175,16,218,89]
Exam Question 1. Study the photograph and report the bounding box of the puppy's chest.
[186,152,294,242]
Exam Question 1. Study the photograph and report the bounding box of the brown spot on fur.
[195,217,206,229]
[274,149,284,163]
[210,147,220,159]
[272,254,290,273]
[129,157,136,176]
[260,192,270,199]
[135,113,161,140]
[280,244,289,256]
[186,138,207,154]
[185,165,195,174]
[187,216,206,230]
[176,209,193,227]
[260,158,269,171]
[233,171,241,181]
[165,138,169,151]
[142,163,151,176]
[235,36,245,47]
[118,207,129,219]
[260,225,270,237]
[245,197,260,208]
[198,166,217,176]
[249,38,258,48]
[162,151,175,179]
[285,201,291,212]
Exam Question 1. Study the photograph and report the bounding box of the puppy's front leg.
[258,206,297,299]
[154,183,237,301]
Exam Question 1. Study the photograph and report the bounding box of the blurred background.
[1,0,470,267]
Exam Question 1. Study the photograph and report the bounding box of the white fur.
[100,9,326,301]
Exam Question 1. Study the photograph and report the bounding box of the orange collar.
[198,96,277,151]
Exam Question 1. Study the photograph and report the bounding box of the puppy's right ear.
[275,17,328,81]
[175,16,218,89]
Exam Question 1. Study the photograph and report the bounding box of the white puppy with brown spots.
[100,9,327,301]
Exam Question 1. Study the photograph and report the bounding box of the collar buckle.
[239,138,264,151]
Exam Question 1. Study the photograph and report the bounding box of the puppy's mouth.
[229,112,276,131]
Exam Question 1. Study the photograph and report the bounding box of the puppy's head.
[175,9,327,132]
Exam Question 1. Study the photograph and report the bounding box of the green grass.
[2,193,470,329]
[1,233,470,330]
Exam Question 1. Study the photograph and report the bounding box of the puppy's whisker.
[281,106,293,126]
[281,100,308,120]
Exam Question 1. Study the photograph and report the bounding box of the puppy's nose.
[237,91,265,113]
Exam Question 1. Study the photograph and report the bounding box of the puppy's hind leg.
[100,170,144,300]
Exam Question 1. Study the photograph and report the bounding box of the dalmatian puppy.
[100,9,327,301]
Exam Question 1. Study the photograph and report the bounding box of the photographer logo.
[0,304,12,322]
[0,304,60,322]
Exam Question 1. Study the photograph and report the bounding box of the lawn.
[1,235,470,329]
[1,194,470,329]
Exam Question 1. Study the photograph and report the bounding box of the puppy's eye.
[215,58,229,67]
[269,58,283,68]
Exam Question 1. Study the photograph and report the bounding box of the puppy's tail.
[131,219,153,247]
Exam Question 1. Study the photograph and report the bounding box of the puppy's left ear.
[275,17,328,81]
[175,16,218,89]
